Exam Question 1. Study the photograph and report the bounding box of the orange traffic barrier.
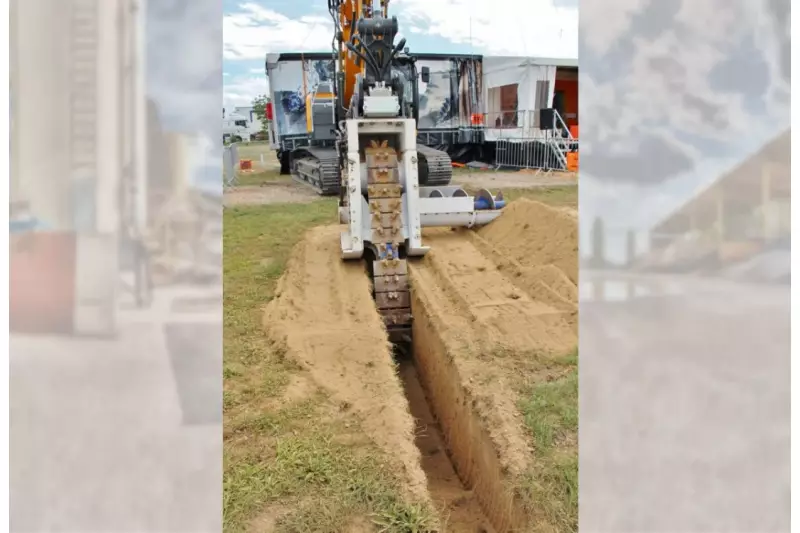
[566,152,579,172]
[569,125,579,138]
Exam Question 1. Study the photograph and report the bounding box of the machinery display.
[319,0,505,341]
[283,3,453,196]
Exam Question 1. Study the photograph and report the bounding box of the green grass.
[223,201,437,533]
[500,186,577,206]
[236,142,274,161]
[517,348,578,532]
[230,143,286,187]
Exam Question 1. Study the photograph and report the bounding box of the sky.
[222,0,579,108]
[148,0,223,192]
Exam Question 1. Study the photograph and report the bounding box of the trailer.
[264,52,487,172]
[264,51,579,175]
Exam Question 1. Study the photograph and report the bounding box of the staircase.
[545,109,576,171]
[69,0,99,228]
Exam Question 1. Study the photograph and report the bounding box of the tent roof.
[653,129,791,235]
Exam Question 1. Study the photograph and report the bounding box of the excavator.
[299,0,506,341]
[289,6,452,195]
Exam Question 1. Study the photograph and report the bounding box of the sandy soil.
[408,199,577,530]
[223,183,319,206]
[261,198,578,530]
[452,169,577,190]
[398,358,494,532]
[478,198,579,284]
[407,224,576,486]
[262,225,430,504]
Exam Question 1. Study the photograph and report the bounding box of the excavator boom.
[330,0,389,116]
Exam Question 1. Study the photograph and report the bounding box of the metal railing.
[490,109,578,172]
[223,143,240,188]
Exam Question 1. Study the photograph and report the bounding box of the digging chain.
[364,140,412,334]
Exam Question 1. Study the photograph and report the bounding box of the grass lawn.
[517,349,578,531]
[223,184,578,532]
[232,169,287,187]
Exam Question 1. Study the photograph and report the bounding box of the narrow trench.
[393,341,496,533]
[367,246,521,531]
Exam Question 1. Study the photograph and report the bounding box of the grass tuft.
[517,348,578,532]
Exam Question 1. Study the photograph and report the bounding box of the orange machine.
[328,0,391,116]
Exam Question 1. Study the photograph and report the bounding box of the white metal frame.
[339,117,504,260]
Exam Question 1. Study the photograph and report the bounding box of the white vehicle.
[222,112,250,143]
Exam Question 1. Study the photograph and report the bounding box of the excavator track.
[290,146,341,196]
[416,144,453,187]
[364,141,412,341]
[291,144,452,196]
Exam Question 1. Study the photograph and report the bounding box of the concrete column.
[134,0,149,231]
[761,163,772,241]
[13,0,73,229]
[166,133,190,197]
[715,187,725,242]
[96,0,121,234]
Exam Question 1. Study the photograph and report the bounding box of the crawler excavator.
[313,0,506,341]
[289,5,453,195]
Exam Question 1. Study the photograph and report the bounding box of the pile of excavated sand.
[408,227,578,530]
[478,198,578,285]
[406,199,579,530]
[262,225,429,502]
[412,230,577,356]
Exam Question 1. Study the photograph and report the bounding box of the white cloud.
[579,0,789,230]
[222,0,578,104]
[223,75,269,108]
[223,3,334,60]
[583,0,787,156]
[391,0,578,58]
[580,0,647,56]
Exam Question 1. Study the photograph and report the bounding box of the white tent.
[482,56,566,141]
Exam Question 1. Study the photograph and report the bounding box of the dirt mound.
[408,227,577,471]
[416,230,576,355]
[260,200,579,530]
[263,225,429,502]
[478,198,578,285]
[404,202,579,531]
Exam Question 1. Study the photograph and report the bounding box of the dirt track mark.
[224,183,319,206]
[418,230,576,355]
[452,170,577,190]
